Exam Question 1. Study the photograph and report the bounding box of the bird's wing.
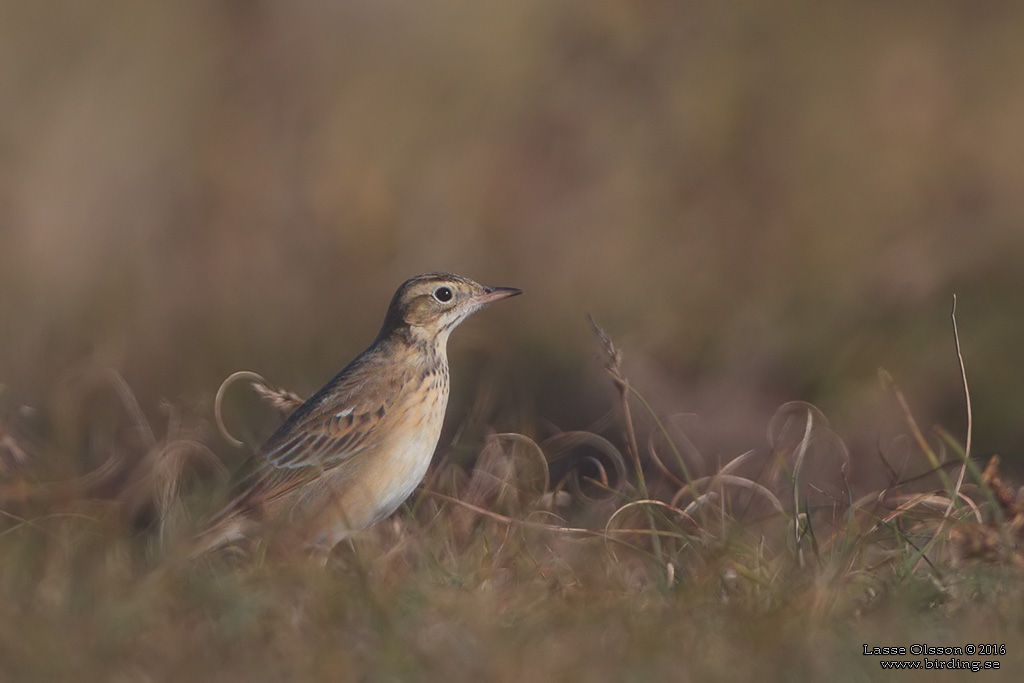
[235,352,410,507]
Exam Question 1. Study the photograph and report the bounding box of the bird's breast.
[350,368,450,527]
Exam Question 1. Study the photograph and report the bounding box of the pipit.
[196,272,521,555]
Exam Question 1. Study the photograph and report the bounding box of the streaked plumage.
[195,273,521,555]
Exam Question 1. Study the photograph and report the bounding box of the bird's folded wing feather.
[234,355,404,507]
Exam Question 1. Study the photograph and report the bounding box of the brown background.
[2,1,1022,471]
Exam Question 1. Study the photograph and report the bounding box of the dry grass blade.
[588,314,674,564]
[981,456,1024,519]
[604,499,696,575]
[669,474,785,516]
[944,295,972,518]
[880,492,983,526]
[214,370,304,448]
[581,456,610,488]
[544,430,629,500]
[56,367,158,450]
[106,369,158,450]
[121,440,227,507]
[665,414,707,475]
[719,449,756,476]
[605,499,697,531]
[250,379,304,415]
[0,455,122,505]
[215,371,266,448]
[0,433,30,473]
[646,431,685,489]
[586,314,645,494]
[879,369,942,471]
[792,408,813,567]
[586,312,621,371]
[488,433,551,494]
[425,489,665,540]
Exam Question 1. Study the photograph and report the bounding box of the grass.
[4,3,1024,679]
[1,323,1022,682]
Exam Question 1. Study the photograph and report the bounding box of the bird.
[194,272,521,556]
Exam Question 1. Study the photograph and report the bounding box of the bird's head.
[380,272,521,347]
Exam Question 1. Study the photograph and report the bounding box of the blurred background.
[2,0,1023,477]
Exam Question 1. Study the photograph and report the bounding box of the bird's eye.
[433,286,453,303]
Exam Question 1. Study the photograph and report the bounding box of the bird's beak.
[477,285,523,305]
